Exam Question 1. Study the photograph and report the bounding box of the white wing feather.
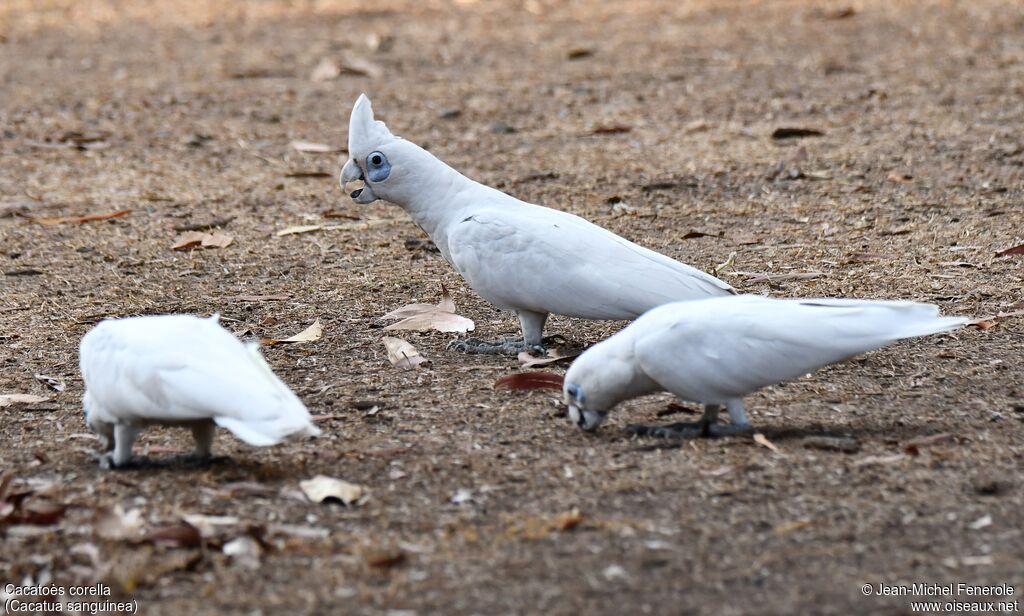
[631,296,966,404]
[445,203,733,319]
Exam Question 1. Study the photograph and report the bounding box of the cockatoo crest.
[348,94,396,161]
[340,94,451,206]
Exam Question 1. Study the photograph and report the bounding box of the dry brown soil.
[2,0,1023,614]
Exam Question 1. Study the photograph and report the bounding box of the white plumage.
[79,314,320,468]
[563,296,968,436]
[339,94,733,353]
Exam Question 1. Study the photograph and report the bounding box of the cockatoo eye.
[565,383,584,403]
[365,150,391,182]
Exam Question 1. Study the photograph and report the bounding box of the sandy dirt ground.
[2,0,1023,614]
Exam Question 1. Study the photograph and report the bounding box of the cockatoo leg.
[98,424,141,469]
[190,421,216,460]
[447,311,548,355]
[627,403,752,439]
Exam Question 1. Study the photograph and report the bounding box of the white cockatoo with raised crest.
[79,314,320,469]
[339,94,735,354]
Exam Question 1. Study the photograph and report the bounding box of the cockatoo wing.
[80,315,318,445]
[445,204,733,319]
[632,297,966,404]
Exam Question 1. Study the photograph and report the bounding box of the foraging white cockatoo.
[79,314,320,468]
[339,94,734,354]
[563,296,967,437]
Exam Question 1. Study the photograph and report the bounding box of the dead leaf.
[310,58,341,81]
[383,337,429,370]
[94,505,144,540]
[289,140,341,153]
[275,224,324,236]
[968,309,1024,329]
[887,171,913,183]
[771,127,824,140]
[33,374,66,392]
[135,522,203,548]
[996,243,1024,257]
[517,347,581,368]
[181,513,240,538]
[494,372,564,391]
[384,312,477,334]
[0,394,50,407]
[382,285,475,334]
[684,119,712,133]
[261,319,323,345]
[567,47,593,60]
[551,508,583,531]
[222,536,262,570]
[28,209,132,225]
[772,519,814,535]
[753,432,782,454]
[172,231,233,250]
[299,475,366,506]
[682,230,715,239]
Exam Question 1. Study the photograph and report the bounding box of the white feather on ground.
[339,94,733,353]
[562,295,968,434]
[79,314,320,467]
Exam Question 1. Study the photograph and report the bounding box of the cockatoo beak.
[340,159,362,184]
[568,404,604,431]
[339,158,378,204]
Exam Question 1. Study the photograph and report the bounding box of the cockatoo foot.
[94,452,138,470]
[447,337,544,356]
[626,420,753,439]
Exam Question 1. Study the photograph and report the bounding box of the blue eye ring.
[566,384,583,402]
[365,150,391,182]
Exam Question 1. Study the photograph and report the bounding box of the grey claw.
[97,453,114,470]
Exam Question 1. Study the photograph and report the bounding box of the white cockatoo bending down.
[339,94,735,354]
[79,314,320,468]
[563,296,967,438]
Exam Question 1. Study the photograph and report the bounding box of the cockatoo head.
[340,94,438,207]
[563,348,636,431]
[82,390,114,450]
